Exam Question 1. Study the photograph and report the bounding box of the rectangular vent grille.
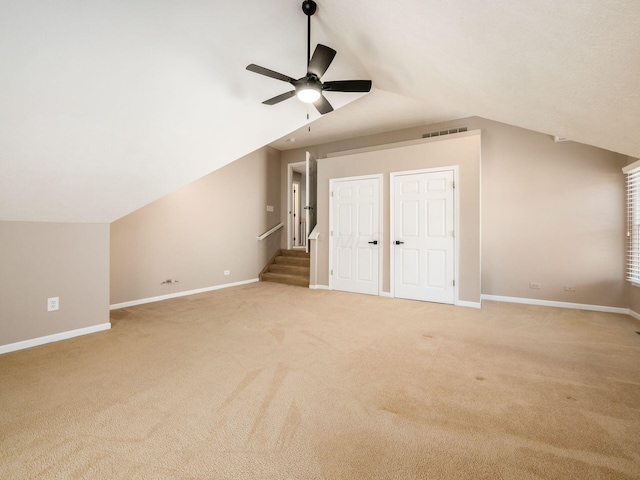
[422,126,468,139]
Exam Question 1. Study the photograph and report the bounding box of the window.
[623,160,640,284]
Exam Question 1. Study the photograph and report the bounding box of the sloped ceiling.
[1,0,639,223]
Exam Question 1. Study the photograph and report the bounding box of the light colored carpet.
[1,282,640,479]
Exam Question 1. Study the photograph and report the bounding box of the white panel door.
[331,177,380,296]
[393,170,455,304]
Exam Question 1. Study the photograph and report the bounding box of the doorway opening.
[288,163,306,250]
[287,152,318,252]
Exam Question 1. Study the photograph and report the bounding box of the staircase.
[260,249,310,287]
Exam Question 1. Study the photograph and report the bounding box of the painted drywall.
[628,286,640,315]
[0,222,110,347]
[625,156,640,314]
[281,116,627,308]
[318,134,481,302]
[476,119,626,307]
[110,146,282,305]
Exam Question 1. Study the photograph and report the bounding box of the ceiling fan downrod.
[302,1,317,67]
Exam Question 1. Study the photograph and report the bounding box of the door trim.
[329,174,384,295]
[292,180,300,247]
[390,166,459,303]
[287,161,306,250]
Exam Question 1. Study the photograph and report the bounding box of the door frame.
[305,152,318,254]
[329,174,384,295]
[292,180,300,247]
[390,166,460,303]
[287,161,306,250]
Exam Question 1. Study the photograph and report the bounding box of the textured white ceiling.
[269,88,467,151]
[1,0,639,223]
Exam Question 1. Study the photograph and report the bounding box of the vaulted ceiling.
[1,0,639,223]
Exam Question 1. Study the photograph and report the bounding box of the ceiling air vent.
[423,126,468,139]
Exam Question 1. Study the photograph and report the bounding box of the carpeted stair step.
[279,249,310,258]
[273,255,310,267]
[261,272,309,287]
[268,263,310,276]
[260,249,310,287]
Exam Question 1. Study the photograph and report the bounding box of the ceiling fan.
[246,0,372,115]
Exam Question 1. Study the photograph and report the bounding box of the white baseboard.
[627,309,640,321]
[481,294,629,315]
[309,284,331,291]
[380,291,392,298]
[0,323,111,355]
[456,300,482,309]
[110,278,259,310]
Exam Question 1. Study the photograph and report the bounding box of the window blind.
[624,162,640,283]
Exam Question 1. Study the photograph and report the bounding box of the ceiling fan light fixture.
[296,85,321,103]
[246,0,372,115]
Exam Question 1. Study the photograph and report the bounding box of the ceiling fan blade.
[263,90,296,105]
[307,44,337,78]
[313,94,334,115]
[246,64,295,83]
[323,80,372,93]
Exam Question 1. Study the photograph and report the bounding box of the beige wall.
[0,222,110,347]
[281,116,627,308]
[476,119,626,307]
[625,156,640,314]
[2,118,627,351]
[110,146,282,305]
[317,133,481,302]
[628,287,640,314]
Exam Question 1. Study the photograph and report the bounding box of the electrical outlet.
[564,285,576,292]
[224,270,230,276]
[266,205,274,212]
[47,297,59,312]
[529,282,541,290]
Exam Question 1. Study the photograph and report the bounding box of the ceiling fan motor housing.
[295,75,321,91]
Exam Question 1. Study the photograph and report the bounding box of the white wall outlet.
[529,282,541,289]
[266,205,274,212]
[47,297,59,312]
[224,270,230,275]
[564,285,576,292]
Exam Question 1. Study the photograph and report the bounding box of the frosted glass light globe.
[297,87,321,103]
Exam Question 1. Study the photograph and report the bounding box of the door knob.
[395,240,404,245]
[368,240,378,245]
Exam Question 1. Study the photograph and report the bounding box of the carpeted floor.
[1,282,639,479]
